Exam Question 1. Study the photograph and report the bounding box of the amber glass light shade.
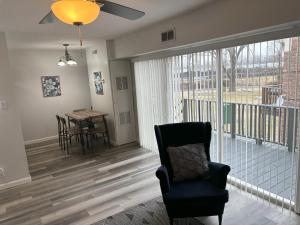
[51,0,100,25]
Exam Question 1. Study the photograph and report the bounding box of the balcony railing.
[183,99,299,152]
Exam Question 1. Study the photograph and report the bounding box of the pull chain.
[74,23,84,57]
[77,25,83,57]
[73,22,84,57]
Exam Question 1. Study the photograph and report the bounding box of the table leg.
[103,117,111,148]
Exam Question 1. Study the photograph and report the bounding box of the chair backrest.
[59,116,68,133]
[154,122,212,179]
[56,114,62,131]
[56,114,60,125]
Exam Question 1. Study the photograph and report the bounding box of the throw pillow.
[167,143,209,182]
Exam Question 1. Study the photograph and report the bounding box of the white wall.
[0,32,30,186]
[9,49,91,143]
[85,40,116,143]
[112,0,300,58]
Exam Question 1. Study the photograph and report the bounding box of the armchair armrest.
[208,162,231,189]
[156,165,171,193]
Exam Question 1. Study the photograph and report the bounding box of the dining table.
[65,110,110,152]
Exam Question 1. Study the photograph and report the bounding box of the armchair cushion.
[167,143,209,182]
[165,180,229,206]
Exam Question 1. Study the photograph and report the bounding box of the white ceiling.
[0,0,214,49]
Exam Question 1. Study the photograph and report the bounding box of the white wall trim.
[110,140,117,146]
[25,135,117,147]
[0,176,31,191]
[24,135,58,146]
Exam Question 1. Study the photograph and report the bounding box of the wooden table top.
[65,110,107,121]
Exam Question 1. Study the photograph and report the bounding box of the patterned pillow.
[167,143,209,182]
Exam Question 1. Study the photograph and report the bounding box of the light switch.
[0,100,8,110]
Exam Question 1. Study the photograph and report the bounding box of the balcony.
[183,99,299,203]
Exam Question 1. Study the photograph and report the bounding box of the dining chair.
[60,116,81,154]
[84,117,108,151]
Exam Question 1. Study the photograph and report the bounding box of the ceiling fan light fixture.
[51,0,100,25]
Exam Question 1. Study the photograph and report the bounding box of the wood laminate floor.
[0,141,299,225]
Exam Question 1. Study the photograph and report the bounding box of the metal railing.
[262,85,282,105]
[183,99,299,151]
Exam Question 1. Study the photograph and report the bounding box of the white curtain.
[134,58,173,152]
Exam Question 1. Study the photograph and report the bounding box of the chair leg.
[91,135,94,152]
[62,135,66,152]
[58,134,61,146]
[103,133,106,145]
[218,214,223,225]
[66,137,69,155]
[59,132,63,150]
[169,217,173,225]
[58,134,62,149]
[86,134,89,149]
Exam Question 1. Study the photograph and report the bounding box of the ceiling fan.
[39,0,146,25]
[39,0,145,47]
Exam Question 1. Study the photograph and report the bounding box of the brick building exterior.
[282,37,300,107]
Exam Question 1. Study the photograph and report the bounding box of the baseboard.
[110,140,117,146]
[0,176,32,191]
[24,135,58,146]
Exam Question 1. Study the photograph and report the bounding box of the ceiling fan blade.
[97,0,145,20]
[39,11,58,24]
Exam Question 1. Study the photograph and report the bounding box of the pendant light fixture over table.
[57,44,77,67]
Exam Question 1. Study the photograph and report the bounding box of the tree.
[224,46,246,92]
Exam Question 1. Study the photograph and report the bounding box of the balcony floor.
[210,133,298,202]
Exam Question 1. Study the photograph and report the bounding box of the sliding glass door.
[222,38,299,208]
[133,36,300,210]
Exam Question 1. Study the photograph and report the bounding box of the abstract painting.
[94,72,104,95]
[41,76,62,97]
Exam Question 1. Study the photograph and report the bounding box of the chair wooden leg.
[58,134,62,149]
[59,132,62,150]
[66,137,69,155]
[103,133,107,145]
[169,217,173,225]
[58,134,61,146]
[62,135,66,152]
[91,135,94,152]
[86,134,89,149]
[218,214,223,225]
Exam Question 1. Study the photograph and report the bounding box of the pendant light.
[57,44,77,67]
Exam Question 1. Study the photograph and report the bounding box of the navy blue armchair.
[155,122,230,225]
